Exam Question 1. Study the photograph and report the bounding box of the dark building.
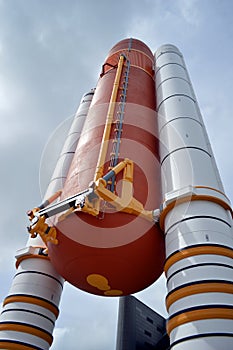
[116,295,170,350]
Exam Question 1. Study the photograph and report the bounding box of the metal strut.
[108,58,130,192]
[27,159,158,222]
[94,54,126,182]
[26,158,161,248]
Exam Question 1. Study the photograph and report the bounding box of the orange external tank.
[47,38,165,296]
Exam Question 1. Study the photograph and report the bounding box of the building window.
[144,330,152,337]
[146,317,153,324]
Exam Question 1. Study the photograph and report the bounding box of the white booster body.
[155,45,233,349]
[0,90,94,350]
[44,89,95,199]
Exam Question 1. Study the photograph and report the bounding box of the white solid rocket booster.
[0,91,94,350]
[155,45,233,350]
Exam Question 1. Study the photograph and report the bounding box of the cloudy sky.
[0,0,233,349]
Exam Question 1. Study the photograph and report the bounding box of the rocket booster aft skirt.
[47,39,165,296]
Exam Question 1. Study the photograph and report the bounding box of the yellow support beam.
[55,159,154,223]
[94,159,153,222]
[94,54,125,181]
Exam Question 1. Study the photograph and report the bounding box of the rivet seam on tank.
[86,274,123,296]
